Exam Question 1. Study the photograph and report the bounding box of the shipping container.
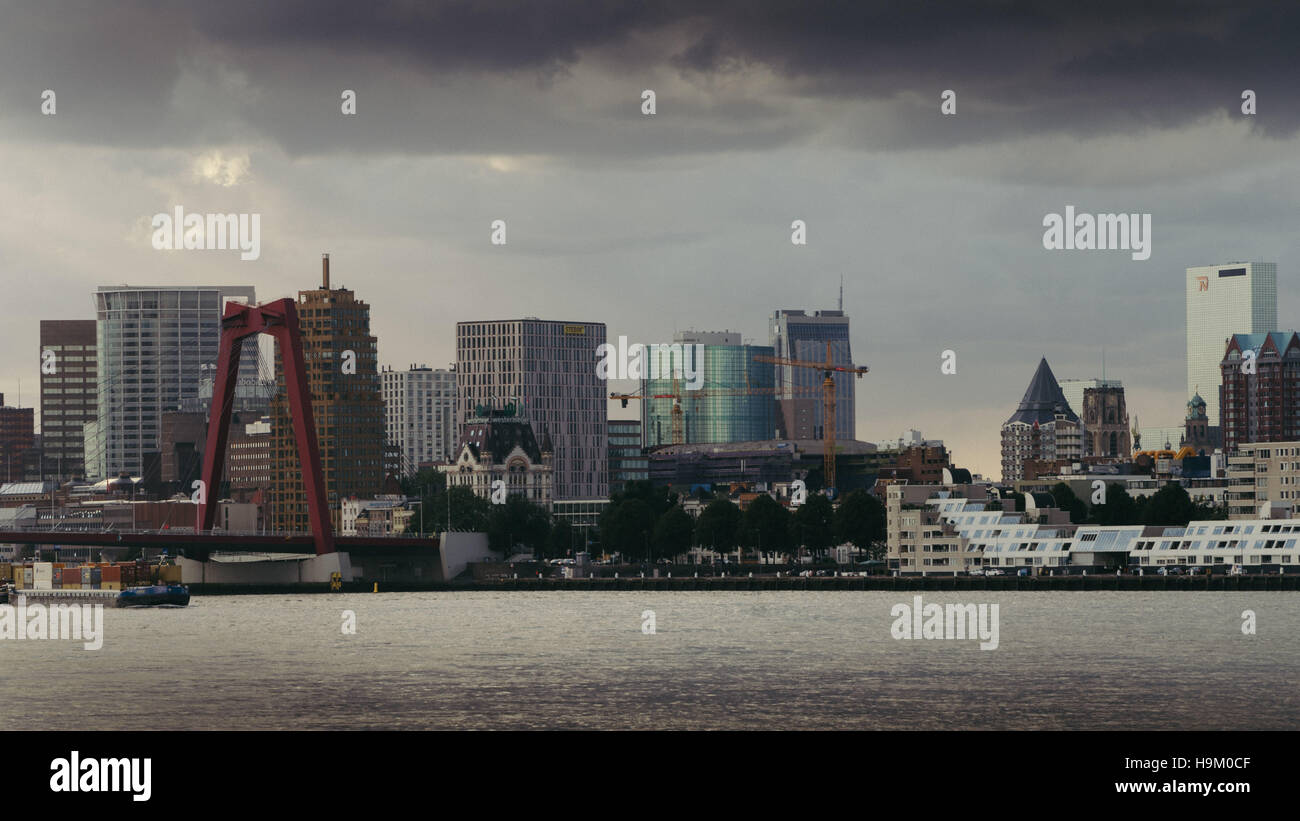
[62,568,80,585]
[63,583,81,590]
[102,566,122,582]
[102,582,121,591]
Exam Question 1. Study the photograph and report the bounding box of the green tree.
[1142,483,1209,526]
[1089,483,1138,526]
[486,494,551,555]
[652,507,694,561]
[794,493,835,557]
[695,498,742,554]
[1049,482,1089,524]
[834,489,886,560]
[545,517,574,559]
[741,494,792,558]
[601,498,656,560]
[446,485,490,533]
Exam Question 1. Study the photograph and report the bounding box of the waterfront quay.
[187,573,1300,595]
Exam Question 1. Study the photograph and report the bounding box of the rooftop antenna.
[838,275,843,311]
[1102,348,1106,382]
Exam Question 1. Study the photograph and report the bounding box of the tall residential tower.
[1186,262,1277,430]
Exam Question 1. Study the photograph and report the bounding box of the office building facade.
[455,318,606,500]
[39,320,97,480]
[642,330,776,447]
[382,364,458,476]
[608,419,647,495]
[1187,262,1277,429]
[769,309,855,441]
[91,285,257,480]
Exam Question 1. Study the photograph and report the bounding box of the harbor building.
[382,364,458,476]
[642,330,776,447]
[91,285,257,481]
[1226,440,1300,519]
[768,309,854,441]
[889,483,1298,575]
[1186,262,1277,430]
[455,317,606,500]
[269,256,386,533]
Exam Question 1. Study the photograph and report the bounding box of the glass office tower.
[642,330,776,447]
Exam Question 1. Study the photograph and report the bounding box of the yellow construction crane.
[754,340,869,493]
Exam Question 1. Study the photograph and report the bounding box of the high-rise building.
[642,330,775,447]
[0,394,35,483]
[455,318,607,500]
[769,309,854,441]
[269,256,385,533]
[608,419,647,495]
[1001,358,1083,482]
[39,319,97,480]
[1187,262,1277,429]
[381,364,458,476]
[1220,331,1300,452]
[91,285,257,480]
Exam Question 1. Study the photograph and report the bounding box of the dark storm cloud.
[1,0,1297,154]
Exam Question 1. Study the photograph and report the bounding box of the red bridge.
[6,294,438,563]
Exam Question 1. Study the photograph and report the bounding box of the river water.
[3,591,1297,729]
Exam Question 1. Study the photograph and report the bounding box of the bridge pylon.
[196,298,335,556]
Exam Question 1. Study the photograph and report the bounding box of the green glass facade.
[642,342,776,447]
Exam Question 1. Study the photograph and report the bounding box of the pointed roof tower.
[1006,357,1079,425]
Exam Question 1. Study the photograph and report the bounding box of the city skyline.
[5,3,1300,480]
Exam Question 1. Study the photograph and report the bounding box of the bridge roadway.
[0,529,438,559]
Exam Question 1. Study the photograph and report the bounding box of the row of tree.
[1049,481,1226,527]
[600,481,887,562]
[400,471,888,561]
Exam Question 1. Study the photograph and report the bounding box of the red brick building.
[1220,331,1300,452]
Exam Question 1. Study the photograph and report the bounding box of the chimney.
[322,253,330,289]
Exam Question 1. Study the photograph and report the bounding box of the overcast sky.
[3,0,1299,479]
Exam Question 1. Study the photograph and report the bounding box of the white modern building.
[888,484,1297,575]
[382,364,458,476]
[455,318,606,500]
[91,285,257,480]
[1186,262,1277,429]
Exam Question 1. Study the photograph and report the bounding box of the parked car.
[967,568,985,577]
[984,568,1005,576]
[1016,568,1031,577]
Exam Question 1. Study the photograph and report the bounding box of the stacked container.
[62,567,81,590]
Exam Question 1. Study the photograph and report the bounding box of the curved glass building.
[642,331,776,447]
